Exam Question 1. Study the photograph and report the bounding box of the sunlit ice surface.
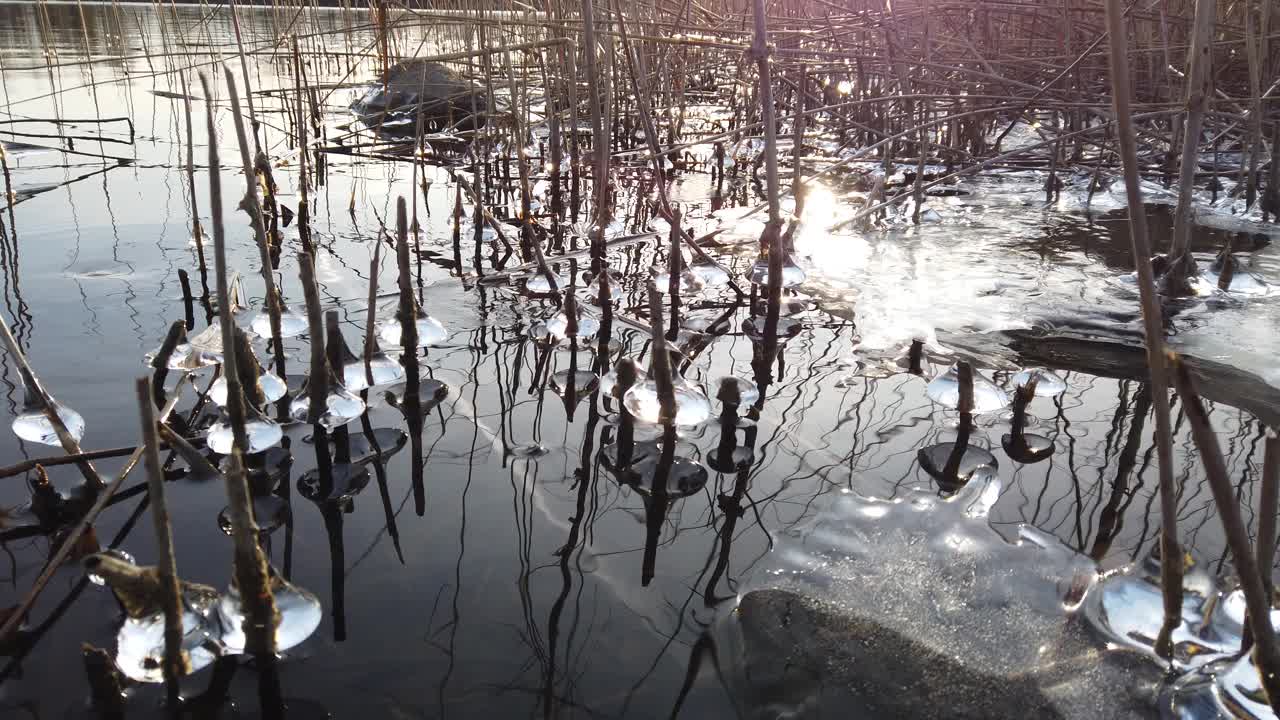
[784,178,1280,386]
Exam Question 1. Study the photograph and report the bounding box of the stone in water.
[714,473,1165,719]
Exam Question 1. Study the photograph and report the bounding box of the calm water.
[0,3,1278,718]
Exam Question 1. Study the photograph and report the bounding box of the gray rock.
[351,59,487,128]
[711,475,1166,719]
[723,588,1160,720]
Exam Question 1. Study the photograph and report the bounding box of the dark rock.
[350,59,487,129]
[726,588,1160,719]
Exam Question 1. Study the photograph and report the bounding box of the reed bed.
[0,0,1275,716]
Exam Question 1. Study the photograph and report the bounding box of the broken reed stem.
[232,328,265,410]
[222,447,278,657]
[149,320,187,371]
[324,311,344,393]
[791,65,807,218]
[0,445,140,478]
[614,14,735,283]
[1101,0,1183,661]
[529,231,562,292]
[157,424,222,481]
[1169,354,1280,713]
[298,252,329,422]
[82,644,126,719]
[134,377,184,707]
[666,206,681,339]
[364,242,381,388]
[176,59,205,274]
[565,260,581,338]
[500,45,534,256]
[222,65,285,381]
[395,197,425,516]
[645,281,677,422]
[956,361,975,415]
[1168,0,1216,261]
[228,0,263,154]
[395,197,420,354]
[0,315,102,489]
[199,71,278,659]
[292,36,310,214]
[1260,433,1279,597]
[1268,121,1280,224]
[579,0,610,274]
[749,0,781,229]
[202,72,248,456]
[1242,2,1262,211]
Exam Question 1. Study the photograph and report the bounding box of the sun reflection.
[795,184,868,266]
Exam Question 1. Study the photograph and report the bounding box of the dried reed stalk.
[1101,0,1183,661]
[0,383,187,648]
[1259,433,1279,597]
[298,251,329,422]
[134,376,184,707]
[222,66,286,382]
[1165,0,1216,291]
[200,71,278,659]
[1169,354,1280,713]
[645,281,676,422]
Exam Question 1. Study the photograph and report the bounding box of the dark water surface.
[0,3,1278,718]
